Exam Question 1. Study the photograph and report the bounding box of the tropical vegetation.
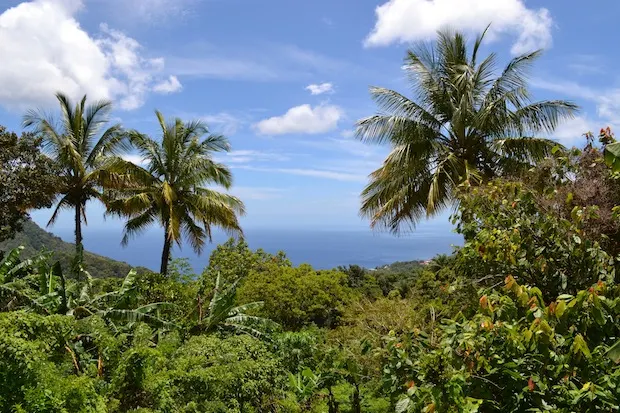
[106,111,245,275]
[0,28,619,413]
[355,28,577,232]
[23,93,127,258]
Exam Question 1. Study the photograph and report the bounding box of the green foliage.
[0,312,109,412]
[0,126,60,242]
[4,42,620,410]
[193,272,278,338]
[0,219,139,278]
[202,237,291,290]
[530,128,620,256]
[273,329,322,374]
[454,180,615,300]
[384,279,620,412]
[112,334,288,412]
[237,263,355,330]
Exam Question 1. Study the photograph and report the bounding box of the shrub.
[384,279,620,412]
[237,264,355,330]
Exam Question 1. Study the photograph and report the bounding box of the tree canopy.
[0,126,60,242]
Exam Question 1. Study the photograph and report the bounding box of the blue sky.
[1,0,619,236]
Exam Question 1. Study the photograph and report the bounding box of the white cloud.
[153,75,183,94]
[306,82,334,95]
[567,54,605,75]
[120,0,195,22]
[200,112,244,135]
[340,129,355,138]
[167,56,280,81]
[530,78,598,101]
[0,0,176,111]
[121,153,148,166]
[364,0,553,55]
[551,116,597,148]
[598,91,620,121]
[167,44,366,82]
[532,78,620,127]
[254,104,343,135]
[216,150,290,164]
[237,166,366,183]
[299,137,381,158]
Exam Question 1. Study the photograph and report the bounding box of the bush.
[384,279,620,412]
[153,335,287,412]
[237,264,355,330]
[454,180,615,300]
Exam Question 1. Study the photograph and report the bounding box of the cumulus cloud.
[306,82,334,95]
[254,104,343,135]
[153,75,183,94]
[364,0,553,55]
[0,0,180,111]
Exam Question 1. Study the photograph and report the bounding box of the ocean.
[51,227,463,273]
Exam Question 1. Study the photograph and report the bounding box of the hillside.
[0,219,139,278]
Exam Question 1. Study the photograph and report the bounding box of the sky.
[1,0,619,236]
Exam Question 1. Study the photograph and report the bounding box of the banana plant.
[0,247,54,312]
[195,272,278,338]
[0,246,175,331]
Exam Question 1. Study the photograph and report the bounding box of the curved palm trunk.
[160,226,171,275]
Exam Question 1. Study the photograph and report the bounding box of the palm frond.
[508,101,579,136]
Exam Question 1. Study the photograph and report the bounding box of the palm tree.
[356,28,578,232]
[23,93,126,255]
[107,111,245,275]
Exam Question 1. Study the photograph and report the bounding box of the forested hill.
[0,219,138,278]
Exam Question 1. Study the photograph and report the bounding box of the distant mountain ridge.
[0,219,140,278]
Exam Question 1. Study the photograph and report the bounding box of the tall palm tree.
[356,28,578,232]
[23,93,126,255]
[107,111,245,275]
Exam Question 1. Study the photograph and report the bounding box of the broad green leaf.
[592,305,606,326]
[395,397,410,413]
[555,301,567,318]
[572,334,591,358]
[604,142,620,172]
[606,339,620,363]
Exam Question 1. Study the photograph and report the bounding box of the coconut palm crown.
[23,93,127,255]
[356,28,578,233]
[107,111,245,275]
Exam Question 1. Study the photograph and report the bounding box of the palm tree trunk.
[160,227,171,275]
[71,203,85,279]
[75,204,82,250]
